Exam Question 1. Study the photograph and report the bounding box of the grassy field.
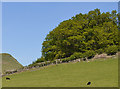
[0,53,23,74]
[2,58,118,87]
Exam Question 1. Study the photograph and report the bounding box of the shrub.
[61,59,66,62]
[64,57,69,61]
[52,60,56,64]
[6,71,12,74]
[36,57,45,63]
[105,45,118,55]
[69,55,76,61]
[118,45,120,52]
[73,52,83,59]
[96,49,104,54]
[57,60,61,64]
[84,50,96,59]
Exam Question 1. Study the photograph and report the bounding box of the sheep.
[6,77,10,80]
[87,82,91,85]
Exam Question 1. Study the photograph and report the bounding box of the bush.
[61,59,66,62]
[65,57,69,61]
[69,55,76,61]
[105,45,118,55]
[118,45,120,52]
[57,60,61,64]
[36,57,45,63]
[84,50,96,59]
[29,63,37,67]
[52,60,56,64]
[73,52,83,59]
[96,49,104,54]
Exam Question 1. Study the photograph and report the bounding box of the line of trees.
[35,8,119,63]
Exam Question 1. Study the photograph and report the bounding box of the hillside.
[2,57,118,87]
[0,53,23,74]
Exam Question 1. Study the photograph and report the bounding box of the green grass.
[2,58,118,87]
[0,53,23,74]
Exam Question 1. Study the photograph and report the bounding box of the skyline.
[2,2,118,66]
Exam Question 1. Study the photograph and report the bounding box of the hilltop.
[0,53,23,74]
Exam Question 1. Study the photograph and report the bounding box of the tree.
[38,8,118,62]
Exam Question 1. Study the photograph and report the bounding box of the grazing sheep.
[6,77,10,80]
[87,82,91,85]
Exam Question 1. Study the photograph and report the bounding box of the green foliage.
[96,49,104,54]
[36,57,45,63]
[72,52,83,59]
[52,60,56,64]
[69,55,76,61]
[105,45,118,55]
[37,9,119,62]
[83,50,96,59]
[61,58,67,62]
[118,45,120,51]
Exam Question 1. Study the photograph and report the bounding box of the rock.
[106,56,112,58]
[93,53,107,59]
[55,59,62,64]
[5,70,17,74]
[76,59,81,62]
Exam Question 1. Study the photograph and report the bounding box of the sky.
[1,0,120,2]
[2,2,118,66]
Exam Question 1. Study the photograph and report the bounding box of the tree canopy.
[37,9,119,62]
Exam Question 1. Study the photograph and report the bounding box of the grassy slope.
[2,58,118,87]
[0,53,23,74]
